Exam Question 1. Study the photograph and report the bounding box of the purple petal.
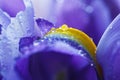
[0,73,2,80]
[103,0,120,19]
[15,41,98,80]
[55,0,90,30]
[19,37,35,54]
[97,14,120,80]
[36,18,54,37]
[84,0,111,44]
[0,0,25,17]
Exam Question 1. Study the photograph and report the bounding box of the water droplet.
[51,30,55,33]
[90,37,93,41]
[18,15,22,19]
[33,42,39,46]
[48,38,52,42]
[59,25,68,31]
[78,50,83,54]
[20,21,23,25]
[90,63,94,66]
[40,39,44,42]
[78,50,86,56]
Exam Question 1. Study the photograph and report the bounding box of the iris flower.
[0,0,120,80]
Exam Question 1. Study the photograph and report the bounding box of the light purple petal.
[4,0,34,57]
[97,14,120,80]
[0,0,34,79]
[31,0,55,21]
[0,9,10,28]
[0,0,25,17]
[36,18,54,37]
[19,37,36,54]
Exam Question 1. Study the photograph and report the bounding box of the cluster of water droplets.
[35,32,94,65]
[44,33,97,77]
[0,0,34,79]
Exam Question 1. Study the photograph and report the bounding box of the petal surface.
[15,41,98,80]
[36,18,54,37]
[0,0,25,17]
[0,0,34,79]
[97,14,120,80]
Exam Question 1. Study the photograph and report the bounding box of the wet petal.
[4,0,34,57]
[19,37,35,54]
[15,41,98,80]
[97,14,120,80]
[0,0,34,79]
[36,18,54,37]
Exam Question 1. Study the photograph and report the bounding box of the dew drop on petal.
[90,63,94,67]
